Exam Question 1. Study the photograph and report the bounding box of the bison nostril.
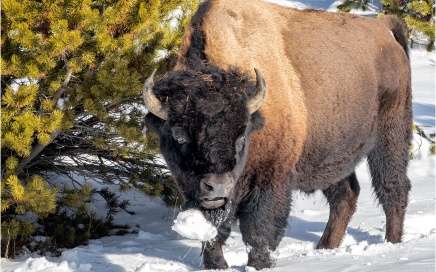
[203,182,214,192]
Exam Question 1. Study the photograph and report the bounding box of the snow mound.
[172,209,217,241]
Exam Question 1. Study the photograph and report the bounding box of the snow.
[2,1,435,271]
[3,155,435,271]
[410,49,436,138]
[172,209,218,242]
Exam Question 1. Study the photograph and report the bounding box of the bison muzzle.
[198,173,234,209]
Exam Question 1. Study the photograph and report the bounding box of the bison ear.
[247,68,267,115]
[143,70,168,120]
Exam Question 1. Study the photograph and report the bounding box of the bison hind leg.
[367,86,412,243]
[317,172,361,249]
[367,137,411,243]
[368,147,411,243]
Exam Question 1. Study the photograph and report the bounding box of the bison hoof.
[247,259,276,270]
[204,260,228,270]
[247,250,275,270]
[316,239,338,250]
[316,243,335,250]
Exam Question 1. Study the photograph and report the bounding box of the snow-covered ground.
[2,1,435,271]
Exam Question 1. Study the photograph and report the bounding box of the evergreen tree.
[404,0,435,50]
[337,0,371,12]
[1,0,198,257]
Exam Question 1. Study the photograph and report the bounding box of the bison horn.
[142,69,168,120]
[247,68,267,114]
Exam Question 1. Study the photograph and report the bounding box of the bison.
[143,0,412,270]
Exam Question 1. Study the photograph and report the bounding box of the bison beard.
[184,198,232,228]
[202,206,231,227]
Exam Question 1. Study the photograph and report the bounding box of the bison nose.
[199,173,234,209]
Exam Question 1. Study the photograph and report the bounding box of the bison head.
[143,64,265,216]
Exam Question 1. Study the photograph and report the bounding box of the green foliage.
[1,0,200,257]
[338,0,370,12]
[404,0,435,51]
[380,0,408,16]
[381,0,435,46]
[431,144,436,155]
[1,175,58,216]
[31,184,134,255]
[1,175,57,258]
[1,219,36,258]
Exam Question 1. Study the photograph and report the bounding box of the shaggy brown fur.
[147,0,412,270]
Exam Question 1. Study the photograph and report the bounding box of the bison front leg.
[239,185,291,270]
[317,172,360,249]
[202,224,231,269]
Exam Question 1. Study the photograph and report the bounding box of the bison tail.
[381,15,410,60]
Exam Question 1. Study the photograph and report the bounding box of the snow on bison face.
[143,64,265,214]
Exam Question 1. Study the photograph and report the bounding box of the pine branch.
[15,61,73,176]
[52,68,72,105]
[15,129,62,176]
[24,148,168,183]
[415,124,435,143]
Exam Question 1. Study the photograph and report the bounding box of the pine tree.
[1,0,198,257]
[404,0,435,51]
[337,0,371,12]
[380,0,409,16]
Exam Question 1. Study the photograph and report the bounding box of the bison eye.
[175,135,189,144]
[171,126,191,145]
